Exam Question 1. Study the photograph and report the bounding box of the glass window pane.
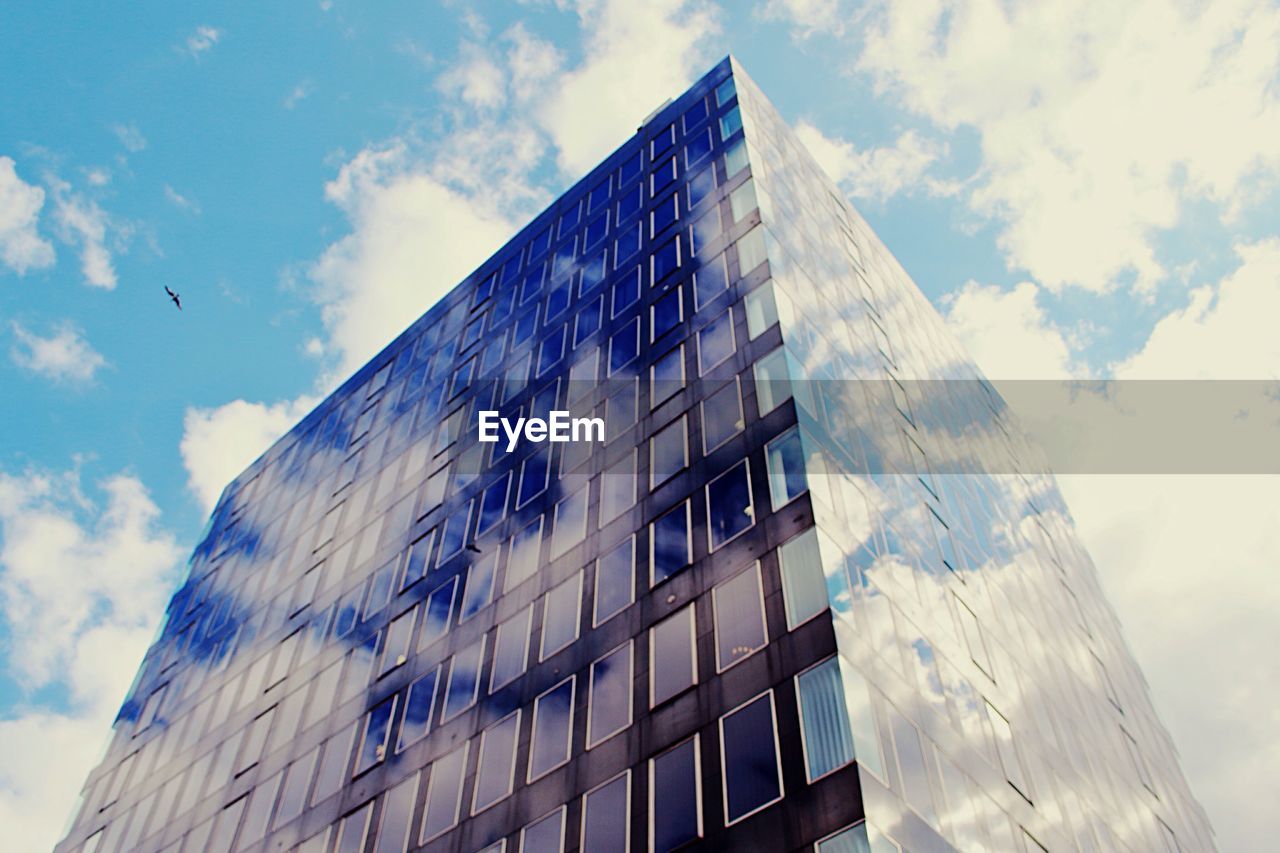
[355,695,397,775]
[594,536,635,625]
[714,564,767,670]
[420,576,457,650]
[796,657,856,780]
[652,288,682,341]
[744,282,779,339]
[478,474,510,535]
[521,807,565,853]
[442,637,485,721]
[650,416,688,488]
[518,452,550,507]
[609,318,640,374]
[582,772,629,853]
[551,486,589,558]
[421,742,468,842]
[588,643,632,747]
[460,550,499,621]
[375,774,418,853]
[754,347,792,415]
[697,309,735,374]
[888,703,938,823]
[693,254,728,308]
[473,711,521,813]
[541,572,582,659]
[606,379,638,441]
[491,606,533,691]
[779,528,830,628]
[600,451,637,526]
[312,723,356,805]
[701,379,743,452]
[274,748,318,829]
[650,501,691,584]
[529,678,575,781]
[651,603,697,705]
[397,668,439,751]
[651,738,701,852]
[381,607,416,674]
[766,427,807,508]
[721,693,783,823]
[707,459,753,550]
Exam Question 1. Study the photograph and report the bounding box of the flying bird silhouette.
[164,286,182,310]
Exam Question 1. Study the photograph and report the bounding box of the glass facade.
[56,57,1213,853]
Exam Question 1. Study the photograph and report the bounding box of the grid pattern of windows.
[59,57,1211,853]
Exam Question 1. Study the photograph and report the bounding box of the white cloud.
[110,123,146,154]
[10,321,108,384]
[855,0,1280,294]
[504,23,563,104]
[184,25,221,57]
[283,82,312,110]
[437,43,508,109]
[758,0,844,40]
[1113,238,1280,379]
[163,184,201,214]
[537,0,722,174]
[0,157,56,276]
[794,123,946,202]
[84,167,110,187]
[0,467,182,853]
[48,178,117,289]
[180,395,319,514]
[943,280,1077,379]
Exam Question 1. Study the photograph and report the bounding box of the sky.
[1,1,1277,850]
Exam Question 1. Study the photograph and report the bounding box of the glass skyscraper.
[57,57,1214,853]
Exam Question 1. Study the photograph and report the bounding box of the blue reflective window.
[545,281,570,322]
[688,166,715,209]
[551,238,577,281]
[402,529,435,588]
[461,317,484,350]
[652,236,681,284]
[589,176,612,213]
[479,335,505,376]
[478,473,510,534]
[616,182,643,223]
[528,225,553,261]
[609,318,640,374]
[421,576,456,648]
[694,255,729,309]
[651,501,691,584]
[501,253,522,286]
[685,126,713,167]
[397,668,439,751]
[575,296,603,345]
[512,307,539,348]
[720,106,743,140]
[612,268,641,317]
[652,288,682,341]
[558,199,582,237]
[651,192,679,237]
[490,284,516,327]
[651,156,677,196]
[518,452,550,507]
[707,460,753,550]
[584,212,609,250]
[651,123,676,157]
[437,501,473,564]
[474,272,496,304]
[615,221,642,267]
[538,326,566,376]
[580,250,607,294]
[355,695,396,775]
[521,263,546,304]
[619,149,643,185]
[683,95,709,130]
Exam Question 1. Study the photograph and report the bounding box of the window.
[779,528,830,629]
[650,501,691,584]
[888,704,939,821]
[397,668,439,751]
[478,473,510,535]
[522,265,546,305]
[651,122,676,156]
[594,536,635,625]
[684,95,709,129]
[518,452,550,507]
[459,551,499,621]
[955,595,994,679]
[551,486,589,558]
[651,191,680,237]
[402,529,435,588]
[529,677,575,781]
[651,603,697,705]
[688,164,716,209]
[720,692,784,824]
[598,452,637,527]
[541,572,582,659]
[619,149,643,185]
[437,501,473,566]
[419,576,457,650]
[581,772,630,852]
[729,178,758,224]
[796,657,855,780]
[538,326,566,376]
[617,182,643,221]
[590,176,612,213]
[609,318,640,374]
[651,236,681,284]
[720,105,743,139]
[697,310,735,374]
[581,249,607,293]
[651,344,685,408]
[651,156,677,196]
[616,221,642,266]
[559,199,582,237]
[715,77,736,107]
[513,307,539,347]
[380,607,416,675]
[650,416,688,488]
[701,379,743,452]
[817,821,900,853]
[551,239,578,283]
[363,559,397,618]
[706,460,753,549]
[613,268,641,316]
[584,210,609,251]
[375,774,418,853]
[686,125,713,166]
[744,282,780,339]
[354,695,396,774]
[472,711,520,813]
[210,797,249,852]
[236,706,274,775]
[651,737,701,852]
[442,636,485,721]
[588,642,632,747]
[651,287,683,341]
[736,226,768,273]
[421,742,468,842]
[753,347,792,414]
[606,380,638,440]
[575,296,603,345]
[274,749,319,829]
[521,807,566,853]
[529,225,554,260]
[713,563,767,670]
[490,606,533,691]
[766,427,807,508]
[505,517,543,592]
[312,723,357,805]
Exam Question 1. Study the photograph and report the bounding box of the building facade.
[57,58,1214,853]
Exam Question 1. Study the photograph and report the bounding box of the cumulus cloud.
[48,177,117,289]
[0,157,56,276]
[180,395,319,513]
[942,280,1078,379]
[795,123,947,202]
[10,321,108,384]
[537,0,722,174]
[854,0,1280,294]
[163,184,200,214]
[436,43,508,109]
[0,467,182,853]
[758,0,845,40]
[183,25,221,58]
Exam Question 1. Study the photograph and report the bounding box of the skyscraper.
[57,57,1213,853]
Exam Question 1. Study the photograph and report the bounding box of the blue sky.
[2,1,1278,850]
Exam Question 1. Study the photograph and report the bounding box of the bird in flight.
[164,286,182,310]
